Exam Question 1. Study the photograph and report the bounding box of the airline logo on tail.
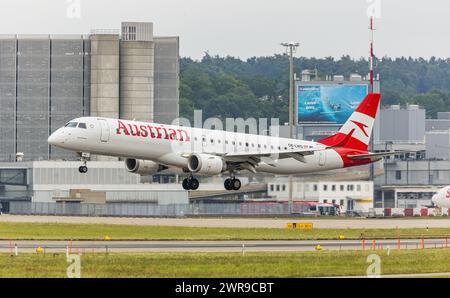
[350,120,369,138]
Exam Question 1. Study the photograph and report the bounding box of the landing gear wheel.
[224,179,233,191]
[182,178,190,190]
[190,178,200,191]
[232,179,241,191]
[78,166,88,173]
[182,177,200,191]
[224,178,242,191]
[78,152,90,174]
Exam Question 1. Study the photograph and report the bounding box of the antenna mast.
[369,16,375,91]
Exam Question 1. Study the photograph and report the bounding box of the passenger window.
[78,123,87,129]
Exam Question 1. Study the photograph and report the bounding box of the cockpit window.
[78,123,87,129]
[65,122,78,128]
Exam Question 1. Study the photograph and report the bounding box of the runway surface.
[0,239,448,253]
[1,215,450,229]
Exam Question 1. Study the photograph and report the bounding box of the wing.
[348,151,413,161]
[221,147,327,173]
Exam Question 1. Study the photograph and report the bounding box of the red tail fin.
[319,93,381,151]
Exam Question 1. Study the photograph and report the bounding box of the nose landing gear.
[78,165,88,173]
[78,152,90,174]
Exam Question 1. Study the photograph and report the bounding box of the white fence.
[369,208,450,217]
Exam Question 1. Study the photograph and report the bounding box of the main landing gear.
[182,176,200,191]
[78,152,90,174]
[224,178,241,191]
[182,173,241,192]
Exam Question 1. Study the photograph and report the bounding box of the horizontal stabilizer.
[348,151,413,161]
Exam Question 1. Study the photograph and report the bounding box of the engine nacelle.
[188,154,227,175]
[125,159,167,176]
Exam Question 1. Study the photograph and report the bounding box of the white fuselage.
[432,186,450,208]
[48,117,367,175]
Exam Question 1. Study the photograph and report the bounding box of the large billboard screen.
[297,84,368,124]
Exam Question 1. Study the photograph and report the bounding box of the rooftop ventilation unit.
[121,22,153,42]
[407,104,419,110]
[349,74,362,82]
[333,75,344,82]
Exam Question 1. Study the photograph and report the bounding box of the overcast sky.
[0,0,449,60]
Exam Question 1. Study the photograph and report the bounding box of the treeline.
[180,54,450,121]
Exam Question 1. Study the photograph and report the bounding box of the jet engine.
[187,154,227,175]
[125,159,167,176]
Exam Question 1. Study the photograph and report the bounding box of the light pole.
[281,42,299,214]
[281,42,299,137]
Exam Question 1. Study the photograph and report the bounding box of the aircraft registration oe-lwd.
[432,186,450,208]
[48,93,403,191]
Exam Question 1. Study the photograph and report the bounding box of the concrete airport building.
[0,161,188,213]
[0,22,180,162]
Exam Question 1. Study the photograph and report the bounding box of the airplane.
[431,186,450,208]
[48,93,404,191]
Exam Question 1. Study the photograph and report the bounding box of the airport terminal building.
[0,22,179,162]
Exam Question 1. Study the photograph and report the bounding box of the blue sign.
[298,84,368,124]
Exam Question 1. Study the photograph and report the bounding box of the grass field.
[1,249,450,278]
[1,222,450,240]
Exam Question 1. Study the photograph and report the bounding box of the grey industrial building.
[425,112,450,160]
[0,22,180,162]
[372,105,450,208]
[0,35,91,162]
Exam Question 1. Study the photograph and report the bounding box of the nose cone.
[48,129,64,147]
